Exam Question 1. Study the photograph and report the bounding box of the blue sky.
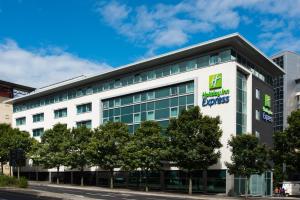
[0,0,299,87]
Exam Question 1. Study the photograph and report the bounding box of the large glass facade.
[273,56,284,132]
[236,71,247,134]
[102,81,194,133]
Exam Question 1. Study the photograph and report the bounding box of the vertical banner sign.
[202,73,230,107]
[262,94,273,122]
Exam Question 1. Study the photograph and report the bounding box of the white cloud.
[96,0,300,55]
[0,39,112,88]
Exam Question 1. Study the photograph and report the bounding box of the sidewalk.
[29,181,231,200]
[28,181,299,200]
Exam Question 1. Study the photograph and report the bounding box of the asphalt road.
[0,190,62,200]
[28,185,187,200]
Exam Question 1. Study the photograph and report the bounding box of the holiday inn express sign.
[202,73,230,107]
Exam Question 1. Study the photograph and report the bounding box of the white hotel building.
[9,33,284,195]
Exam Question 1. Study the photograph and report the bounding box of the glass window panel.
[209,54,219,65]
[158,120,169,129]
[147,91,155,100]
[147,71,156,80]
[134,124,140,132]
[179,63,186,72]
[103,110,109,118]
[114,116,121,122]
[115,98,121,107]
[147,102,155,110]
[186,82,194,93]
[170,97,178,107]
[155,87,170,99]
[170,87,178,96]
[179,84,186,94]
[141,93,147,101]
[141,112,147,121]
[134,113,141,123]
[114,108,121,116]
[170,65,180,74]
[121,114,133,124]
[187,94,194,104]
[162,66,170,76]
[121,106,133,115]
[146,111,155,120]
[103,101,109,109]
[133,94,141,103]
[134,104,141,113]
[155,99,169,109]
[186,59,197,71]
[141,103,146,112]
[155,108,169,120]
[121,96,133,105]
[198,56,209,68]
[109,109,114,117]
[179,105,186,113]
[219,50,231,62]
[179,96,187,105]
[170,107,178,118]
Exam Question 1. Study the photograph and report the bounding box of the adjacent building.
[0,80,34,124]
[8,33,284,195]
[272,51,300,132]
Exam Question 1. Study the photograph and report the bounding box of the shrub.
[0,175,28,188]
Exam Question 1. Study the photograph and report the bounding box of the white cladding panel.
[13,61,253,170]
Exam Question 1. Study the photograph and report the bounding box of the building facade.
[272,51,300,132]
[9,34,283,195]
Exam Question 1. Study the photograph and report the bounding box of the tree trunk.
[80,167,84,186]
[17,166,20,180]
[145,170,149,192]
[0,162,3,175]
[188,171,193,195]
[109,169,114,189]
[56,166,60,184]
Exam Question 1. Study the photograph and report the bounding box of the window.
[114,116,121,122]
[33,113,44,122]
[134,113,141,123]
[77,103,92,114]
[170,65,180,74]
[255,110,260,120]
[114,79,121,88]
[255,89,260,100]
[114,98,121,107]
[32,128,44,137]
[186,83,194,93]
[147,71,156,80]
[146,111,155,120]
[16,117,26,126]
[147,91,155,100]
[133,94,141,103]
[170,87,178,96]
[76,120,92,128]
[209,54,219,65]
[54,108,67,118]
[134,74,142,83]
[103,101,109,109]
[170,107,178,118]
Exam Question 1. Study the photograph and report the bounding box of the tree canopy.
[166,106,222,194]
[123,121,167,192]
[87,121,130,189]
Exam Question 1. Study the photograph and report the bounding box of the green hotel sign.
[202,73,230,107]
[262,94,273,122]
[209,73,222,90]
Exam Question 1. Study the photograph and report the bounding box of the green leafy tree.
[0,124,33,177]
[0,124,12,174]
[88,122,130,189]
[166,106,222,195]
[225,134,270,198]
[28,139,43,181]
[123,121,166,192]
[272,109,300,185]
[39,124,70,184]
[66,126,93,186]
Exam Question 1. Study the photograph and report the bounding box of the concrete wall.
[0,97,12,124]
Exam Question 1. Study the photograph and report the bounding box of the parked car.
[281,181,300,196]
